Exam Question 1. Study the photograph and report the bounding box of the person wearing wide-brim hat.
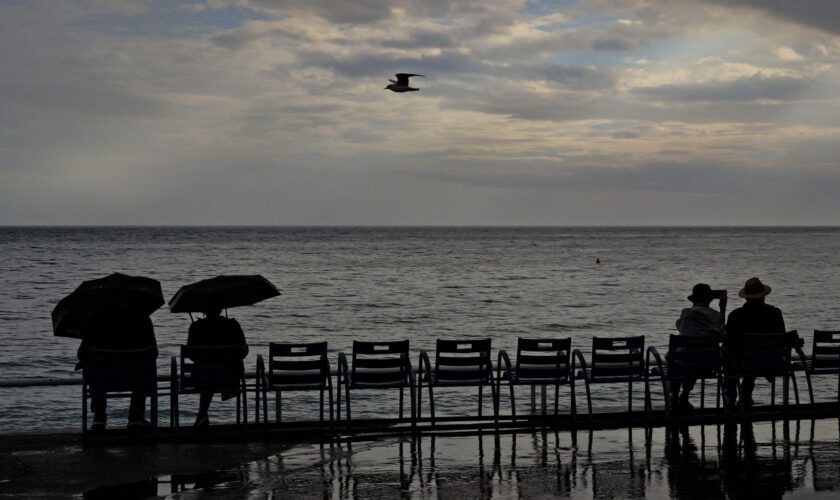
[724,277,786,407]
[671,283,727,411]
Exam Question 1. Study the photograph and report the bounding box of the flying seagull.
[385,73,424,92]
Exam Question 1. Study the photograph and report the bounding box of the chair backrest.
[741,331,797,376]
[515,338,572,383]
[590,336,645,380]
[434,338,492,385]
[86,347,157,393]
[268,341,329,388]
[812,330,840,372]
[180,344,244,392]
[666,335,722,378]
[351,340,410,387]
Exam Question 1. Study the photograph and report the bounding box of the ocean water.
[2,226,839,431]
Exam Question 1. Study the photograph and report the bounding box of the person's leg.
[679,378,697,406]
[670,380,682,405]
[195,392,212,426]
[128,393,148,425]
[91,396,107,428]
[740,377,756,405]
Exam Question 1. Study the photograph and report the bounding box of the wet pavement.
[0,419,840,499]
[5,419,837,498]
[171,419,840,499]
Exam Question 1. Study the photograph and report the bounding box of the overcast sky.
[2,0,840,225]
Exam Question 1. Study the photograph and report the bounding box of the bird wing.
[395,73,424,85]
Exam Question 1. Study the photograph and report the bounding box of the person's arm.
[75,338,89,370]
[230,319,248,358]
[776,308,785,332]
[676,308,688,333]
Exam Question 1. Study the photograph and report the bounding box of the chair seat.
[514,376,571,384]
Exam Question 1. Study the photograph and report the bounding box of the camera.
[710,290,724,299]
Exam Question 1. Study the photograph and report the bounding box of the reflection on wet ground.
[89,419,840,499]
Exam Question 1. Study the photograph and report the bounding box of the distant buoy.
[596,257,600,264]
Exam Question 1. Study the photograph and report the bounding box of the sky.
[2,0,840,225]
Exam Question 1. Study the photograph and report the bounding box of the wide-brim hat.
[738,277,772,299]
[688,283,713,303]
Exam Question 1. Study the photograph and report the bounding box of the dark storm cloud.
[632,74,818,103]
[703,0,840,35]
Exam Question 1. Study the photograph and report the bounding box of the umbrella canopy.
[168,275,280,313]
[52,273,164,339]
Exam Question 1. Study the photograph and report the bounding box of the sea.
[1,226,839,431]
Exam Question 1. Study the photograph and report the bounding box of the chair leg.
[243,383,248,430]
[152,392,158,437]
[400,386,404,420]
[262,387,268,425]
[428,383,436,426]
[328,385,335,425]
[320,389,325,422]
[409,383,416,428]
[345,383,352,428]
[491,381,499,428]
[82,385,87,437]
[478,384,483,418]
[417,377,422,420]
[174,393,180,434]
[508,381,516,422]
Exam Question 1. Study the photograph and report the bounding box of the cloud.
[702,0,840,35]
[632,73,818,102]
[3,0,840,225]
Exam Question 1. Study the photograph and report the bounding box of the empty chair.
[257,341,333,425]
[804,330,840,402]
[418,338,497,426]
[734,330,813,411]
[497,338,575,421]
[646,335,735,418]
[170,344,247,432]
[572,336,645,420]
[337,340,414,428]
[82,347,158,436]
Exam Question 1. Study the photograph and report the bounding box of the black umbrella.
[168,275,280,313]
[52,273,164,339]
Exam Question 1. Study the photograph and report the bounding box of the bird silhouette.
[385,73,424,92]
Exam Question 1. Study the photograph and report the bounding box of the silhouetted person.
[186,308,248,426]
[76,308,158,430]
[671,283,726,410]
[725,277,785,406]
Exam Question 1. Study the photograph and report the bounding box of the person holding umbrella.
[77,308,158,430]
[53,273,162,431]
[187,307,248,427]
[170,275,280,427]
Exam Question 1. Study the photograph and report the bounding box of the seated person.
[187,308,248,426]
[76,308,158,431]
[725,277,785,407]
[670,283,726,410]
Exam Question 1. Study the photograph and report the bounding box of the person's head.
[204,307,222,318]
[738,277,772,301]
[687,283,714,305]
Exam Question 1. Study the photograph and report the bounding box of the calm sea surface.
[2,226,839,431]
